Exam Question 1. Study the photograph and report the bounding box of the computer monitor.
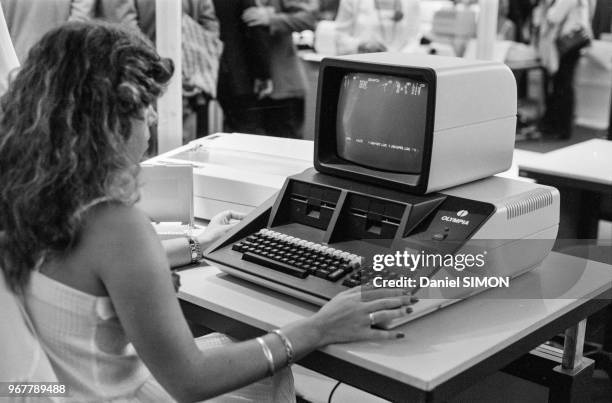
[336,72,429,174]
[314,53,518,194]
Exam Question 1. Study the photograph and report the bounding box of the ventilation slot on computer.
[506,190,554,220]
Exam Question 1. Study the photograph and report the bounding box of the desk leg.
[562,319,586,370]
[548,320,595,403]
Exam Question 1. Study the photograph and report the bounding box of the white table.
[519,139,612,186]
[178,252,612,402]
[519,139,612,240]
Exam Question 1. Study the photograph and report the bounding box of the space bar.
[242,252,308,279]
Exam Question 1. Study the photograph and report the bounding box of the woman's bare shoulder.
[77,202,164,272]
[42,203,160,295]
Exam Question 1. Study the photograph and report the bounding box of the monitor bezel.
[314,57,437,194]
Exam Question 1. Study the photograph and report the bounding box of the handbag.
[554,0,591,57]
[556,26,591,56]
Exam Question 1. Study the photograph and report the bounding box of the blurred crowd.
[1,0,320,145]
[1,0,611,144]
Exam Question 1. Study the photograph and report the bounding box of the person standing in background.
[0,0,94,61]
[98,0,222,144]
[334,0,421,55]
[94,0,138,28]
[241,0,318,139]
[497,0,517,41]
[132,0,219,44]
[536,0,593,140]
[509,0,538,43]
[591,0,612,39]
[214,0,274,135]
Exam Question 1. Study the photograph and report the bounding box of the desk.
[519,139,612,240]
[178,252,612,402]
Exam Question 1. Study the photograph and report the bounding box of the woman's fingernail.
[410,296,419,303]
[396,333,405,339]
[405,307,413,314]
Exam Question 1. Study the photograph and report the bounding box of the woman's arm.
[241,0,318,35]
[161,210,245,269]
[268,0,318,35]
[88,204,412,402]
[89,205,288,401]
[161,237,194,268]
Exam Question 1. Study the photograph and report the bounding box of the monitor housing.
[314,53,517,194]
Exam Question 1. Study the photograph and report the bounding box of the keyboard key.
[315,269,332,278]
[327,269,345,282]
[242,252,308,278]
[342,279,360,288]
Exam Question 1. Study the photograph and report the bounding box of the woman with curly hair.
[0,22,414,402]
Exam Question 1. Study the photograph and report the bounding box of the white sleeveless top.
[24,272,295,402]
[24,271,174,402]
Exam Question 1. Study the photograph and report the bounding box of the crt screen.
[336,72,428,174]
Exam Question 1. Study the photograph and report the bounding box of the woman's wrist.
[195,231,216,251]
[187,237,203,263]
[278,317,326,356]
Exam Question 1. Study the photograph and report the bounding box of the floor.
[294,125,612,403]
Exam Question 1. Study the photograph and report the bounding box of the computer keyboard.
[231,229,364,287]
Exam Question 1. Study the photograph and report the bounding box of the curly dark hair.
[0,22,174,292]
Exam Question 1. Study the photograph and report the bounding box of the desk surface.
[518,139,612,186]
[298,51,541,69]
[179,252,612,393]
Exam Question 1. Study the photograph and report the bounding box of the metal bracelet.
[188,237,202,264]
[271,329,295,366]
[256,337,275,376]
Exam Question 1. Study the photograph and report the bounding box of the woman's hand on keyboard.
[198,210,246,246]
[308,287,417,346]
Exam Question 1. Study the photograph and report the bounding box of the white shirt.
[335,0,421,54]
